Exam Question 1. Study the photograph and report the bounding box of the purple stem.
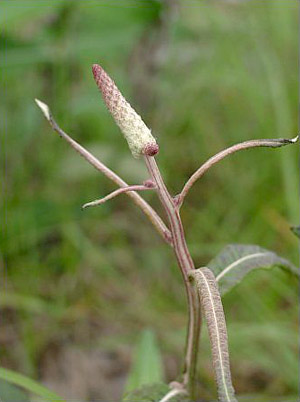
[144,156,201,397]
[82,184,155,209]
[35,99,172,245]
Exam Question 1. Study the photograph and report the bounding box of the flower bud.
[92,64,159,158]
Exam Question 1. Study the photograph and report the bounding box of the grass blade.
[0,367,65,401]
[124,329,164,393]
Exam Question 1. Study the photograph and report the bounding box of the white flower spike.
[92,64,159,158]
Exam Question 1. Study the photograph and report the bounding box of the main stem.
[144,156,201,397]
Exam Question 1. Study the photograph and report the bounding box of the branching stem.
[178,136,298,208]
[82,184,156,209]
[35,99,172,244]
[144,156,200,397]
[36,66,299,400]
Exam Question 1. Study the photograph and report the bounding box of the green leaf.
[123,383,191,402]
[208,244,298,295]
[0,380,30,402]
[0,292,52,314]
[124,329,164,393]
[0,367,65,401]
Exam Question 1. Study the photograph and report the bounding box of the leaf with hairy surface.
[189,268,237,402]
[208,244,298,295]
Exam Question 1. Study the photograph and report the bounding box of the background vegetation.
[1,0,298,401]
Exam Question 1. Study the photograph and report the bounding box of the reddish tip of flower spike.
[92,64,103,79]
[92,64,115,104]
[143,143,159,156]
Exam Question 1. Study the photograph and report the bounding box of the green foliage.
[123,383,191,402]
[0,380,30,402]
[123,383,169,402]
[208,244,298,295]
[125,329,164,393]
[0,368,65,401]
[0,292,59,315]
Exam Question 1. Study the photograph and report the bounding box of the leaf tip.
[35,98,50,121]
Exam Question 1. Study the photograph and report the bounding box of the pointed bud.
[92,64,159,158]
[35,99,51,121]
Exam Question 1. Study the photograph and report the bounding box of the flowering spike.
[92,64,159,158]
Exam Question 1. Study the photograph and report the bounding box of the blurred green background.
[1,0,298,401]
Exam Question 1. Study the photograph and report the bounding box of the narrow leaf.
[0,367,65,401]
[125,329,164,393]
[0,292,52,314]
[208,244,298,295]
[0,380,30,402]
[189,268,237,402]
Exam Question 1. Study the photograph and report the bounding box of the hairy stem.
[178,136,298,208]
[144,156,200,398]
